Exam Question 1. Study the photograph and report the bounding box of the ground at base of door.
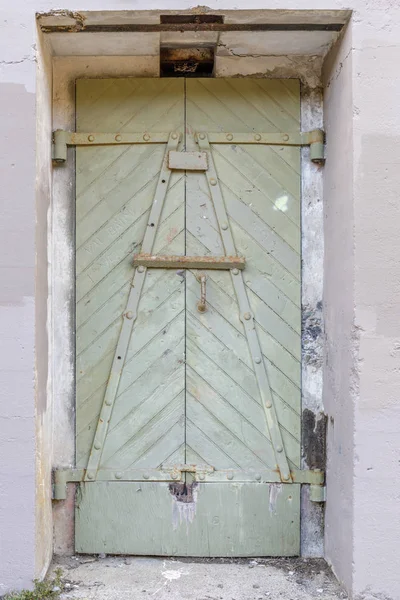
[50,555,348,600]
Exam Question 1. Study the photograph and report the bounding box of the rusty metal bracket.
[196,274,207,313]
[52,467,325,500]
[132,254,245,270]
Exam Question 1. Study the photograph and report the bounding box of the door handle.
[197,274,207,313]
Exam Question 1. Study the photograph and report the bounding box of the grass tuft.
[3,569,64,600]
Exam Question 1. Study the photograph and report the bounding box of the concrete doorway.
[48,11,330,560]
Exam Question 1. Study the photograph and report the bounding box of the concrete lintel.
[36,9,351,29]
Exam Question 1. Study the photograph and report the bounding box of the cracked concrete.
[51,556,348,600]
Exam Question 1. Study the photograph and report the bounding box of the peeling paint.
[302,409,327,470]
[269,484,282,514]
[170,483,198,531]
[302,301,324,369]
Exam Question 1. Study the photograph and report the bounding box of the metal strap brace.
[53,467,325,500]
[52,129,325,163]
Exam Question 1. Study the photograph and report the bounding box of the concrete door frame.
[50,44,325,557]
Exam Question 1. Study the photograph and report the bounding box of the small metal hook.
[197,274,207,313]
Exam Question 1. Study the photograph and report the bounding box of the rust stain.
[132,254,245,270]
[167,227,178,244]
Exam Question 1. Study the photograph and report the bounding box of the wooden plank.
[75,482,300,556]
[132,254,245,270]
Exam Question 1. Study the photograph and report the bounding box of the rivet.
[283,134,289,142]
[171,473,179,480]
[87,473,94,480]
[243,312,251,320]
[115,134,122,142]
[143,133,150,141]
[198,133,206,140]
[232,268,239,276]
[254,134,262,141]
[255,474,261,482]
[137,265,145,273]
[88,135,94,142]
[94,443,101,450]
[126,311,133,319]
[266,402,272,409]
[227,472,234,480]
[198,473,205,481]
[255,357,261,364]
[115,472,122,479]
[226,133,233,141]
[171,132,178,140]
[143,473,149,480]
[210,178,217,186]
[277,446,283,453]
[221,222,228,230]
[105,399,112,406]
[283,474,290,481]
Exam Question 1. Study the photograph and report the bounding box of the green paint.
[75,78,302,555]
[76,482,300,556]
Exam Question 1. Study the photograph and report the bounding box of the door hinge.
[53,467,325,500]
[310,484,326,503]
[52,129,325,164]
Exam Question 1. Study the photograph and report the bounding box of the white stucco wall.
[1,2,400,599]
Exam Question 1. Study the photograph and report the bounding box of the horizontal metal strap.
[53,129,324,163]
[205,130,323,146]
[53,467,324,499]
[132,254,246,270]
[52,130,179,161]
[203,130,325,163]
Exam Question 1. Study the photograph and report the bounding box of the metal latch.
[165,463,215,481]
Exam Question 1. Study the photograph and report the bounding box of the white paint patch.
[150,561,191,596]
[162,567,186,581]
[273,194,289,212]
[269,484,282,514]
[171,486,198,531]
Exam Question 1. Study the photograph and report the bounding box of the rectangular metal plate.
[75,482,300,556]
[168,150,208,171]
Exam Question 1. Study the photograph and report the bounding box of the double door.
[75,78,301,555]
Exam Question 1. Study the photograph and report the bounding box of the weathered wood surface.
[75,77,302,555]
[76,79,186,470]
[76,482,300,556]
[185,78,301,473]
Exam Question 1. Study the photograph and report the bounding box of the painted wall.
[0,2,400,599]
[322,23,355,593]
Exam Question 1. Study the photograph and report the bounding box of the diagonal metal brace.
[83,132,180,482]
[197,132,293,483]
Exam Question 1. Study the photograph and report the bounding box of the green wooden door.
[75,78,301,556]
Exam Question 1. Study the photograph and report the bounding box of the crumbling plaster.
[0,2,400,600]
